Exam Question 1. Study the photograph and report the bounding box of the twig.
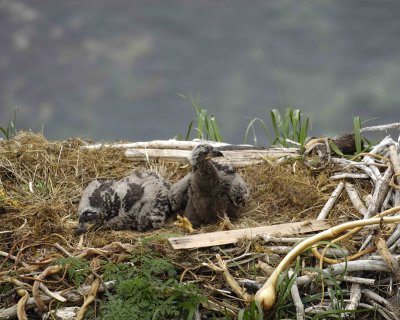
[32,265,63,313]
[360,123,400,132]
[345,182,368,216]
[76,278,101,320]
[257,261,274,277]
[260,235,305,244]
[375,236,400,282]
[317,182,344,220]
[288,268,305,320]
[203,254,252,303]
[331,158,377,182]
[362,289,391,307]
[330,173,370,180]
[360,166,394,251]
[341,275,375,285]
[344,282,362,317]
[358,303,395,320]
[16,289,29,320]
[0,281,116,319]
[296,260,393,286]
[256,213,400,310]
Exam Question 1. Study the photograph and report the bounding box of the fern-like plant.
[100,252,205,320]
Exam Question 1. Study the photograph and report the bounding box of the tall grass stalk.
[0,107,18,140]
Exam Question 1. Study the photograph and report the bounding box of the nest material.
[2,131,396,319]
[0,131,351,246]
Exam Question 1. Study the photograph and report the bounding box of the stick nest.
[0,132,388,319]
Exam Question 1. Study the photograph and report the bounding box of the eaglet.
[169,144,249,227]
[76,171,170,234]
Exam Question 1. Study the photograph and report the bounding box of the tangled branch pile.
[0,131,399,319]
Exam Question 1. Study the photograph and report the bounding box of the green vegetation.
[0,108,18,140]
[55,257,92,288]
[353,116,363,154]
[100,252,205,320]
[238,301,264,320]
[176,93,223,142]
[245,107,310,150]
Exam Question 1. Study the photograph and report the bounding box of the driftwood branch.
[0,281,116,319]
[288,269,305,320]
[168,220,330,249]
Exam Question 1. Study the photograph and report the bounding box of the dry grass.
[0,131,365,248]
[0,132,379,317]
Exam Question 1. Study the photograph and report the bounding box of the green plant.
[176,93,223,142]
[245,107,309,150]
[100,252,205,320]
[353,116,362,154]
[54,257,91,287]
[0,108,18,140]
[238,300,264,320]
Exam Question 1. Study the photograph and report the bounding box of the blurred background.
[1,0,400,144]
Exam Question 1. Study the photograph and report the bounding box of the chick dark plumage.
[76,171,171,234]
[169,144,249,226]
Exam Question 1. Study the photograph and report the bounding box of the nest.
[0,132,399,319]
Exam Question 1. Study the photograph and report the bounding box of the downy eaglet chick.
[169,144,249,227]
[76,171,171,234]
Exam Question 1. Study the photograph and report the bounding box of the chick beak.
[75,222,89,235]
[205,149,224,160]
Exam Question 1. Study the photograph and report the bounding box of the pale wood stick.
[204,254,252,303]
[296,260,393,286]
[362,289,391,307]
[317,182,344,220]
[360,122,400,132]
[341,275,375,285]
[82,139,232,150]
[266,245,350,257]
[331,158,377,182]
[345,182,368,216]
[375,236,400,282]
[344,281,362,316]
[330,173,370,180]
[257,261,274,277]
[365,165,393,219]
[386,145,400,249]
[260,235,305,244]
[125,148,299,167]
[360,166,394,251]
[288,269,305,320]
[362,136,396,182]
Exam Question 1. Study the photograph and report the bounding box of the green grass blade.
[185,120,194,141]
[271,109,282,144]
[353,116,362,154]
[329,141,344,156]
[197,109,207,139]
[282,108,291,139]
[299,117,309,152]
[291,109,300,141]
[210,115,222,142]
[244,118,258,144]
[0,127,8,139]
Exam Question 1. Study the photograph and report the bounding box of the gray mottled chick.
[169,144,249,226]
[76,171,170,234]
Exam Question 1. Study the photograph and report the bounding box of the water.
[1,0,400,144]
